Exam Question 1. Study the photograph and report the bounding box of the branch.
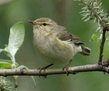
[0,63,109,77]
[98,28,107,64]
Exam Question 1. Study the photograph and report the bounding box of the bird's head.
[29,18,58,33]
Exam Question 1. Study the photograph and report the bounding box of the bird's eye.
[43,23,47,26]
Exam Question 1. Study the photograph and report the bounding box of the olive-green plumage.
[29,18,91,65]
[57,25,84,45]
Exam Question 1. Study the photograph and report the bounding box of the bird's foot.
[38,63,53,78]
[62,59,72,76]
[38,67,47,78]
[62,65,70,76]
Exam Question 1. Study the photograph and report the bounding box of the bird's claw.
[38,67,47,78]
[37,63,53,78]
[62,66,69,76]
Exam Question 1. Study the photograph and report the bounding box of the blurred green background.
[0,0,109,91]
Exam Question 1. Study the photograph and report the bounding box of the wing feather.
[56,25,84,45]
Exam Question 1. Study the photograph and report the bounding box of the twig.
[75,0,108,65]
[98,28,107,64]
[0,64,107,76]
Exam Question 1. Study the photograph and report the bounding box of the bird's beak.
[28,20,37,25]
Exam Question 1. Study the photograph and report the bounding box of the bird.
[29,18,90,75]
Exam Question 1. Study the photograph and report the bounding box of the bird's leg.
[38,63,53,77]
[62,59,72,76]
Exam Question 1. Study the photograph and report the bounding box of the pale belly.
[33,35,81,65]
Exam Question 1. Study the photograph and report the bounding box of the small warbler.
[29,18,90,74]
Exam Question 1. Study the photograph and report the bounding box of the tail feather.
[79,46,91,56]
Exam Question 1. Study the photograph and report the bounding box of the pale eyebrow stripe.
[37,22,52,25]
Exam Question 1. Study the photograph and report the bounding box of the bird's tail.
[79,46,91,56]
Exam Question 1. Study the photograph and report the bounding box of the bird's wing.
[56,25,84,45]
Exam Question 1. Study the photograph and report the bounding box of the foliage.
[75,0,109,31]
[75,0,109,44]
[0,22,36,90]
[0,76,16,91]
[0,22,24,68]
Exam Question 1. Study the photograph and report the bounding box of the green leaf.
[3,49,13,59]
[18,65,36,89]
[4,22,25,64]
[90,34,98,42]
[0,59,18,68]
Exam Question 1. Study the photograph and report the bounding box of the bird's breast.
[33,32,81,64]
